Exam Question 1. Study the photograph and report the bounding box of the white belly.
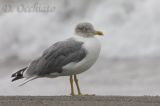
[61,36,101,76]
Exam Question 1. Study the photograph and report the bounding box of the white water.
[0,0,160,95]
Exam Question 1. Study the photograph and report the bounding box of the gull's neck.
[73,34,96,43]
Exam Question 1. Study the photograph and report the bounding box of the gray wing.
[26,38,87,77]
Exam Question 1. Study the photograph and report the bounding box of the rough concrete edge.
[0,96,160,103]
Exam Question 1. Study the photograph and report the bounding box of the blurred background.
[0,0,160,96]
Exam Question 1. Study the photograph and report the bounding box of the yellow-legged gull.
[11,22,104,96]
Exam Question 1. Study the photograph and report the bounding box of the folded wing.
[25,38,87,77]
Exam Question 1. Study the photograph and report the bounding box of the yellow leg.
[74,75,82,95]
[70,75,75,96]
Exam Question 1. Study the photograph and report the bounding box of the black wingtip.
[11,67,27,82]
[12,76,23,82]
[11,73,16,78]
[12,78,16,82]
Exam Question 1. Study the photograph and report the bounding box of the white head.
[75,22,103,37]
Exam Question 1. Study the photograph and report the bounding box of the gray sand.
[0,96,160,106]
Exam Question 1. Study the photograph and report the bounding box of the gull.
[11,22,104,96]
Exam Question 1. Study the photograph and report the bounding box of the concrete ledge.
[0,96,160,106]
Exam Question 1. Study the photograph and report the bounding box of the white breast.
[61,36,101,76]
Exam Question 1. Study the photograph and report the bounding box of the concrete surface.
[0,96,160,106]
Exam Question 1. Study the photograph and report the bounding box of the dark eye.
[83,27,87,31]
[79,27,86,31]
